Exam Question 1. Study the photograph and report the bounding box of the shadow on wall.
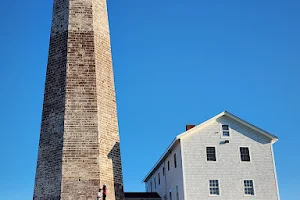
[108,142,125,200]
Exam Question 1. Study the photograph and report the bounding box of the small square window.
[240,147,251,162]
[222,125,230,137]
[209,180,220,195]
[244,180,255,195]
[206,147,216,161]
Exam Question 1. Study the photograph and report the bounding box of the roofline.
[142,111,278,182]
[222,111,278,143]
[142,138,179,182]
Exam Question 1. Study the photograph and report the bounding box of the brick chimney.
[186,124,196,131]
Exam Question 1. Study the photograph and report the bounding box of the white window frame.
[220,124,231,138]
[205,145,218,162]
[239,146,252,163]
[208,179,221,196]
[243,179,256,196]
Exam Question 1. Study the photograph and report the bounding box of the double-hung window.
[240,147,250,162]
[206,147,216,161]
[244,180,255,195]
[209,180,220,195]
[222,125,230,137]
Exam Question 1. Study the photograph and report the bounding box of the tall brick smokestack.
[33,0,124,199]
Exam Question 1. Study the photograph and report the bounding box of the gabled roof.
[143,111,278,182]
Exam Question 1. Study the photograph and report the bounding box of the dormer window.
[222,125,230,137]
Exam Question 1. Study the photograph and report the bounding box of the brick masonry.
[34,0,124,199]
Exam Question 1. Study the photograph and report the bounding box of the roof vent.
[186,124,195,131]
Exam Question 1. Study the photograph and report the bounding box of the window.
[174,153,177,168]
[209,180,220,195]
[206,147,216,161]
[158,173,161,185]
[240,147,250,161]
[169,191,172,200]
[176,186,179,200]
[244,180,254,195]
[150,181,152,192]
[163,167,165,176]
[222,125,230,137]
[154,177,156,189]
[168,161,170,171]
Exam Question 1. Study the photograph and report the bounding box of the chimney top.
[186,124,195,131]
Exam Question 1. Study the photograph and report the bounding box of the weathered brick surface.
[34,0,124,199]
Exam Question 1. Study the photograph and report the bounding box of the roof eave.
[142,138,179,182]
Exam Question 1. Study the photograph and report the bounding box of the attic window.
[222,125,230,137]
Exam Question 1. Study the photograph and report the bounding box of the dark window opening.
[240,147,250,162]
[174,153,177,168]
[244,180,255,195]
[206,147,216,161]
[209,180,220,195]
[158,173,160,184]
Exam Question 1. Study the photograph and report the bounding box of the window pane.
[240,147,250,161]
[244,180,254,195]
[207,147,216,161]
[174,153,177,168]
[158,173,160,184]
[223,131,230,136]
[209,180,220,195]
[222,125,229,130]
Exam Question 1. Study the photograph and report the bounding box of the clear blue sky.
[0,0,299,199]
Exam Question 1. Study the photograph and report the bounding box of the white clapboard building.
[143,111,279,200]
